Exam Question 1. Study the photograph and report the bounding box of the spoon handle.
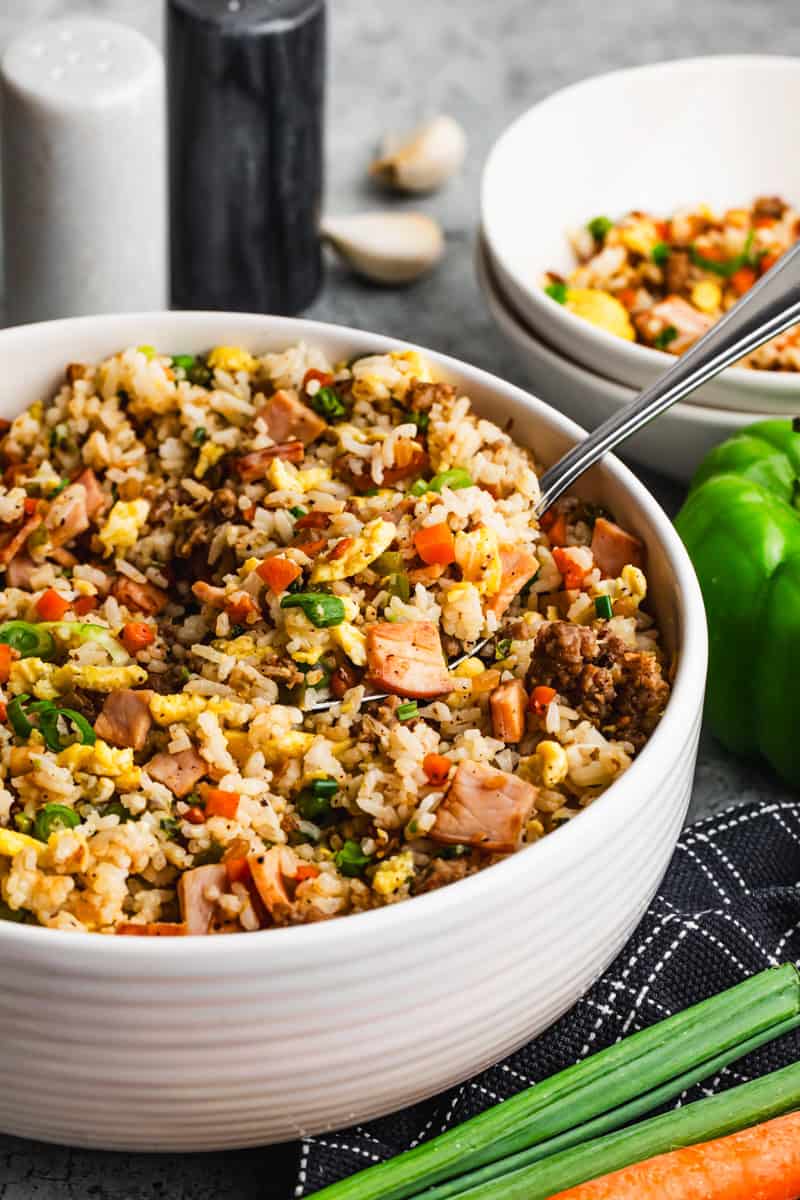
[535,239,800,514]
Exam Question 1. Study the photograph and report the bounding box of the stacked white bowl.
[479,56,800,483]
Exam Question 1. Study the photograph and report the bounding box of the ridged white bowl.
[0,312,707,1151]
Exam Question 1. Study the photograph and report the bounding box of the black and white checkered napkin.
[295,798,800,1196]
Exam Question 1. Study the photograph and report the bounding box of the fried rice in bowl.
[0,312,705,1149]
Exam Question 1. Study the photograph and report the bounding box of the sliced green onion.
[187,359,213,388]
[192,427,207,444]
[103,801,132,823]
[137,344,156,360]
[651,241,670,264]
[309,964,800,1200]
[334,839,372,877]
[49,478,70,498]
[160,816,181,839]
[172,354,196,371]
[387,572,411,602]
[406,410,430,433]
[594,594,613,620]
[34,803,80,842]
[690,228,755,278]
[309,386,347,422]
[13,813,33,835]
[653,324,678,350]
[587,215,613,241]
[7,695,33,739]
[544,281,568,305]
[0,621,56,660]
[297,788,333,824]
[495,638,512,660]
[290,506,308,519]
[312,777,339,799]
[397,701,418,721]
[280,593,346,628]
[373,551,403,575]
[410,468,473,497]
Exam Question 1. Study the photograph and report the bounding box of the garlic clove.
[320,212,444,285]
[370,115,467,194]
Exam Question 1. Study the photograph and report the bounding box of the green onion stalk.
[309,965,800,1200]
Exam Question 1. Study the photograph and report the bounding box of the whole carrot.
[547,1109,800,1200]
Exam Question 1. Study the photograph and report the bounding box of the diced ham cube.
[6,553,37,589]
[73,468,106,518]
[247,846,299,925]
[112,576,168,615]
[177,863,228,935]
[235,441,305,480]
[635,295,713,354]
[431,760,538,854]
[365,620,451,699]
[94,689,153,750]
[489,679,528,743]
[590,517,644,579]
[259,389,326,446]
[486,546,539,617]
[0,508,42,567]
[146,747,206,797]
[44,470,105,548]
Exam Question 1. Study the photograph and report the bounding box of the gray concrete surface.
[0,0,798,1193]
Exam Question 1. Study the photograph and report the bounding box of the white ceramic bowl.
[482,55,800,414]
[0,312,707,1151]
[476,235,761,484]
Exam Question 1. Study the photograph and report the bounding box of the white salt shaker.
[1,17,167,326]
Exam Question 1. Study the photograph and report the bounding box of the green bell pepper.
[675,419,800,785]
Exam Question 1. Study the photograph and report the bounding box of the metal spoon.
[309,242,800,712]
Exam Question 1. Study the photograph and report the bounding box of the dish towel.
[295,797,800,1196]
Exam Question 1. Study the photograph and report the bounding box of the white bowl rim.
[482,53,800,394]
[476,231,769,427]
[0,310,707,958]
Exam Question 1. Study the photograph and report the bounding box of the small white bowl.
[476,235,760,484]
[0,312,706,1151]
[482,55,800,414]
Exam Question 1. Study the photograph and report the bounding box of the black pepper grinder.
[167,0,325,315]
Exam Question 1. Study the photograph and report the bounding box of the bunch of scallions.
[310,964,800,1200]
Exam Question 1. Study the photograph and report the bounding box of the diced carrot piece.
[540,508,567,546]
[295,863,320,882]
[0,701,8,722]
[224,593,260,623]
[730,265,756,296]
[760,252,780,274]
[35,588,70,621]
[754,214,776,228]
[225,857,251,886]
[0,646,12,687]
[184,806,206,825]
[121,621,155,654]
[414,522,456,566]
[552,546,588,590]
[256,556,302,593]
[201,788,240,820]
[243,505,256,522]
[617,287,637,310]
[294,511,329,530]
[22,497,38,517]
[73,594,99,615]
[531,685,556,715]
[423,752,452,786]
[654,220,670,240]
[303,368,334,390]
[328,537,355,561]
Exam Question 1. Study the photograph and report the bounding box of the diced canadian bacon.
[431,760,538,854]
[259,389,326,445]
[177,863,228,935]
[146,747,206,797]
[590,516,644,578]
[365,620,451,699]
[486,545,539,617]
[489,678,528,743]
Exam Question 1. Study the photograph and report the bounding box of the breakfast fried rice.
[544,195,800,369]
[0,344,670,934]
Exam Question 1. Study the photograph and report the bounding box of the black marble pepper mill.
[167,0,325,315]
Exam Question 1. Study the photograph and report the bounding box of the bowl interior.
[0,311,703,953]
[482,55,800,400]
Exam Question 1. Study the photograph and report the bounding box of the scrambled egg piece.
[691,280,722,313]
[53,664,147,693]
[536,741,569,787]
[267,458,332,494]
[372,849,415,897]
[311,518,396,583]
[206,346,257,373]
[454,527,502,595]
[259,731,315,765]
[194,441,225,479]
[565,289,635,341]
[9,658,59,699]
[618,216,660,258]
[148,694,248,725]
[331,622,367,666]
[0,827,44,859]
[57,740,140,790]
[98,499,150,556]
